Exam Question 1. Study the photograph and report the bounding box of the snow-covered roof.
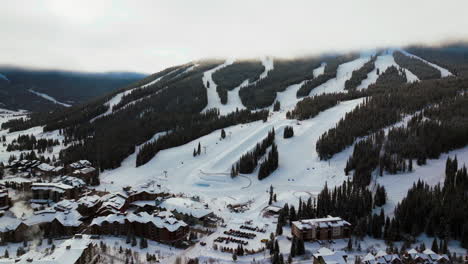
[6,235,92,263]
[55,176,86,188]
[124,181,170,196]
[69,160,92,169]
[73,167,96,175]
[292,216,351,230]
[0,189,8,197]
[265,205,282,213]
[363,253,375,262]
[0,177,32,184]
[316,247,335,256]
[24,207,82,227]
[77,195,101,207]
[0,215,22,232]
[91,211,187,232]
[31,182,73,192]
[313,248,347,264]
[99,193,127,211]
[376,250,387,258]
[52,166,64,172]
[158,197,212,219]
[422,249,436,255]
[54,199,78,211]
[37,163,55,172]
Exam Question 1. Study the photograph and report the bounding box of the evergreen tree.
[276,221,283,236]
[221,129,226,139]
[296,238,305,255]
[197,142,201,155]
[290,237,297,258]
[431,238,439,253]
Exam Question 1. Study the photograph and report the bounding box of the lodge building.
[89,211,189,243]
[291,216,351,241]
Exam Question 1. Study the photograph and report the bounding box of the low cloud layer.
[1,0,468,73]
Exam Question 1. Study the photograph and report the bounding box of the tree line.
[231,128,275,177]
[316,77,467,160]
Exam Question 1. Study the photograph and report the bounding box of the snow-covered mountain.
[0,66,146,111]
[1,44,468,262]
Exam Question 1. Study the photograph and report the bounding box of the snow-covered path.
[400,49,453,77]
[309,56,371,96]
[357,50,419,90]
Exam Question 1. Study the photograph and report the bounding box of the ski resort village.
[1,46,468,264]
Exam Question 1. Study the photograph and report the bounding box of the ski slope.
[400,49,453,77]
[28,89,71,107]
[258,56,274,80]
[356,50,419,90]
[273,63,327,111]
[313,63,326,78]
[90,70,175,122]
[309,55,371,96]
[376,146,468,217]
[99,98,363,199]
[201,59,235,113]
[202,57,275,115]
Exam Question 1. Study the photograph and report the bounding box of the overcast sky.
[2,0,468,74]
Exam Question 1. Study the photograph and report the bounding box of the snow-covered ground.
[377,146,468,217]
[99,98,363,197]
[27,89,71,107]
[400,49,453,77]
[356,50,419,90]
[309,55,371,96]
[0,109,65,166]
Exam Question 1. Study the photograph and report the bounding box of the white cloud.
[1,0,467,73]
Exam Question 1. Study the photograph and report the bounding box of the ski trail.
[259,56,274,80]
[90,70,176,122]
[28,89,71,107]
[313,63,326,78]
[210,57,275,115]
[202,59,235,113]
[309,55,371,96]
[273,63,328,111]
[399,49,452,77]
[357,50,419,90]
